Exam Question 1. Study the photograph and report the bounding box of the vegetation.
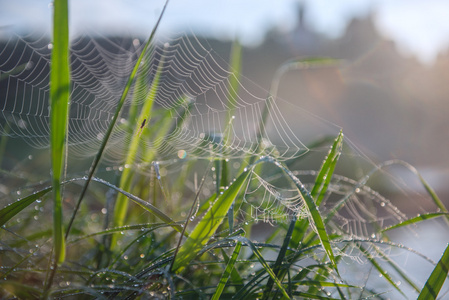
[1,0,449,299]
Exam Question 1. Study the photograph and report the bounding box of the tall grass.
[49,0,70,266]
[1,2,449,299]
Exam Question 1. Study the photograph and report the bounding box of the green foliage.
[50,0,70,265]
[171,165,251,272]
[418,243,449,300]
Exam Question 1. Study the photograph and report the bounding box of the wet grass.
[1,0,449,299]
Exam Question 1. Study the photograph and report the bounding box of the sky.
[2,0,449,64]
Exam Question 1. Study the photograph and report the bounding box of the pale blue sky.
[2,0,449,63]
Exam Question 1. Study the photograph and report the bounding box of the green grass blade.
[418,243,449,300]
[291,131,343,249]
[413,166,449,225]
[311,130,343,206]
[0,176,182,238]
[0,187,52,226]
[113,56,164,230]
[292,280,356,289]
[65,0,169,239]
[263,215,297,298]
[223,41,242,232]
[171,166,251,272]
[382,212,449,233]
[357,243,406,297]
[90,177,183,234]
[265,156,339,273]
[50,0,70,264]
[211,241,242,300]
[233,236,291,299]
[289,291,341,299]
[372,244,421,294]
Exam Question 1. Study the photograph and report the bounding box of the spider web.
[0,28,316,164]
[0,18,427,241]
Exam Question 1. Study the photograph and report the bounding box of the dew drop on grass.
[123,255,128,260]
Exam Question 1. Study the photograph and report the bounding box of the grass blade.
[418,243,449,300]
[90,177,183,234]
[291,131,343,249]
[263,215,297,298]
[50,0,70,264]
[1,176,182,236]
[234,236,292,299]
[211,241,242,300]
[65,0,169,239]
[224,40,242,232]
[372,244,420,294]
[171,166,251,272]
[357,243,406,298]
[0,187,52,226]
[311,130,343,206]
[264,156,339,273]
[382,212,449,233]
[113,56,164,231]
